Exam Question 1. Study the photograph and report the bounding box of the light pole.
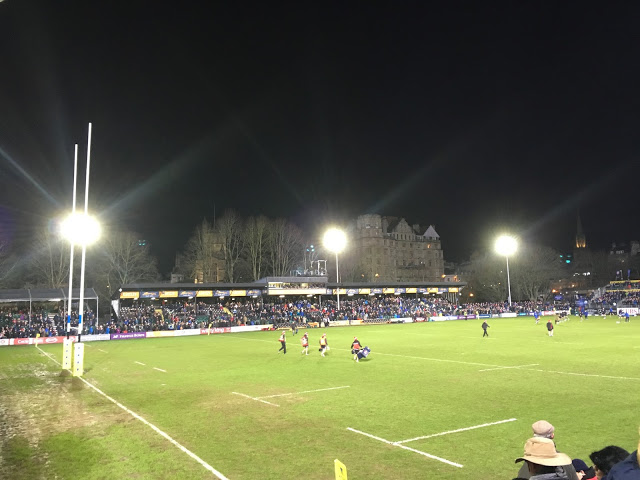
[495,235,517,307]
[323,228,346,311]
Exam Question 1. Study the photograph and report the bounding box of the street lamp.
[323,228,347,310]
[495,235,517,307]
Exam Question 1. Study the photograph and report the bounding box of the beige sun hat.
[515,437,572,467]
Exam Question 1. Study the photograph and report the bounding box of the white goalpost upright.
[60,123,100,376]
[62,144,79,371]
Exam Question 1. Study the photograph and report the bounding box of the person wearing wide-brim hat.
[514,437,577,480]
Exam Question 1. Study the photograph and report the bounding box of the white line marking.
[347,427,394,445]
[522,368,640,381]
[98,349,108,353]
[478,364,539,372]
[153,367,167,373]
[231,391,280,407]
[395,418,517,444]
[397,444,463,467]
[258,386,350,399]
[372,351,500,367]
[515,337,584,345]
[36,346,229,479]
[346,428,463,468]
[135,361,146,366]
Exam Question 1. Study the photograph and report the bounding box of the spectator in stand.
[516,421,579,479]
[571,459,596,480]
[590,446,630,480]
[514,437,576,480]
[606,436,639,480]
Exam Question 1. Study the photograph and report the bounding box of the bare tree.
[468,243,564,302]
[244,215,268,281]
[466,251,507,302]
[94,230,160,291]
[511,244,564,301]
[266,218,303,276]
[215,210,244,282]
[180,219,223,282]
[28,227,70,288]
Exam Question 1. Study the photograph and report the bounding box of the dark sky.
[1,1,639,274]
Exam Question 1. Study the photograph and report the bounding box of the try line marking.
[134,361,146,366]
[36,346,228,480]
[346,428,463,468]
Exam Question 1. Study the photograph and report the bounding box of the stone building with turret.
[349,214,444,282]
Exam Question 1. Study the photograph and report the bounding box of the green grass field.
[1,316,639,479]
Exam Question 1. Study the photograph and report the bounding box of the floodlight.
[60,213,101,246]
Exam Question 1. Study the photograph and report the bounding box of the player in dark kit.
[355,346,370,362]
[278,331,286,354]
[482,320,490,337]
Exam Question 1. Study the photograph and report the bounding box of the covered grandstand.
[0,288,100,318]
[111,277,466,320]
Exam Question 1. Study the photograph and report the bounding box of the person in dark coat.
[482,320,490,337]
[606,448,640,479]
[590,446,630,480]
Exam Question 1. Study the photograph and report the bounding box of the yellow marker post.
[62,338,73,370]
[334,459,348,480]
[72,343,84,377]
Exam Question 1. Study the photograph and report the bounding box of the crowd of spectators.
[0,307,96,339]
[0,295,576,339]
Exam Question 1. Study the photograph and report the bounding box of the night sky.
[1,1,639,274]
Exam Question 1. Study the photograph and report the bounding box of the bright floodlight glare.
[60,213,101,245]
[323,228,347,254]
[495,235,517,256]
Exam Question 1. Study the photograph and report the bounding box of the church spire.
[575,211,586,248]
